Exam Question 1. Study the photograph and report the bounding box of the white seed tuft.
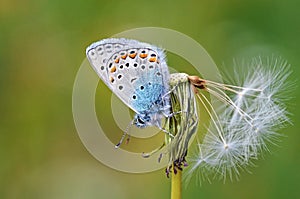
[184,56,293,184]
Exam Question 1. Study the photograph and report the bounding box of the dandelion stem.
[171,166,182,199]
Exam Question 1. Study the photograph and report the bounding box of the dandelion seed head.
[184,56,293,184]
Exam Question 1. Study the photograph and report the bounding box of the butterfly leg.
[115,120,134,148]
[163,109,189,118]
[142,142,166,160]
[115,133,131,148]
[158,126,175,138]
[168,111,182,117]
[115,131,128,148]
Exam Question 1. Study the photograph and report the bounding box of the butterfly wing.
[86,38,170,114]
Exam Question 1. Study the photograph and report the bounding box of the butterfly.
[86,38,174,147]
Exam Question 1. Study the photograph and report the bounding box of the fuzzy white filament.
[184,57,292,184]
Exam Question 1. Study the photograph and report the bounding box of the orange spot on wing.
[110,66,116,73]
[114,58,120,63]
[109,77,115,83]
[121,54,127,59]
[139,53,148,58]
[129,53,137,59]
[149,57,157,62]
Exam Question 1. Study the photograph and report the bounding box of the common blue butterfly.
[86,38,173,147]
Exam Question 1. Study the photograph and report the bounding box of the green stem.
[171,167,182,199]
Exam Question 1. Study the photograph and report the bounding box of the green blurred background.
[1,0,299,198]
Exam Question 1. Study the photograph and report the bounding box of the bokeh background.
[1,0,299,198]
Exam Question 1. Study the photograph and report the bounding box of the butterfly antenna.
[115,120,134,149]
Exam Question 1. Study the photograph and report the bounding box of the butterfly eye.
[137,118,145,124]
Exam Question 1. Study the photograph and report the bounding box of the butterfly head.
[134,114,152,128]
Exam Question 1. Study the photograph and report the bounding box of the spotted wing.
[86,38,170,114]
